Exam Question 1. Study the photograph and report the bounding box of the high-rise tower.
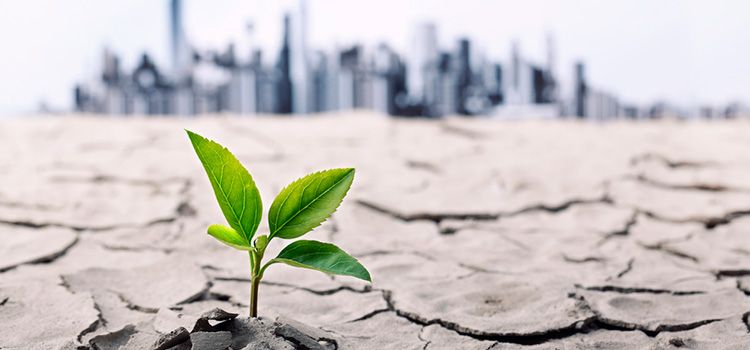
[169,0,194,115]
[291,0,310,114]
[276,14,294,114]
[574,62,587,118]
[407,22,439,109]
[169,0,191,80]
[455,38,472,115]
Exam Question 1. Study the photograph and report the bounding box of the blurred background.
[1,0,749,119]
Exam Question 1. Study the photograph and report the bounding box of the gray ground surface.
[2,113,750,349]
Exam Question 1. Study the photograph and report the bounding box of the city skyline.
[1,0,748,116]
[74,0,619,118]
[72,0,746,119]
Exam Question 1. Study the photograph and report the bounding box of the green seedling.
[186,130,370,318]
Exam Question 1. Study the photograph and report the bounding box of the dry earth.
[1,113,750,349]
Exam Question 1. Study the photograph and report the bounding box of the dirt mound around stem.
[146,308,338,350]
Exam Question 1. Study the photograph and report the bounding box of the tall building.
[574,61,587,118]
[170,0,195,115]
[407,22,439,115]
[487,64,503,105]
[101,48,125,115]
[455,38,472,115]
[373,44,405,115]
[338,46,361,111]
[309,51,328,113]
[505,41,535,105]
[255,52,277,114]
[508,41,521,103]
[532,67,546,104]
[169,0,191,81]
[324,47,341,112]
[435,52,456,116]
[276,15,293,114]
[291,0,310,114]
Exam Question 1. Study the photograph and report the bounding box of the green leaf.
[207,224,253,250]
[186,130,262,244]
[269,240,371,282]
[268,168,354,240]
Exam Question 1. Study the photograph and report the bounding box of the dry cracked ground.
[2,113,750,349]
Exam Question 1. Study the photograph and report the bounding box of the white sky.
[0,0,748,115]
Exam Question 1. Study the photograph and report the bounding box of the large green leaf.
[187,130,262,244]
[207,224,252,250]
[269,240,371,281]
[268,168,354,240]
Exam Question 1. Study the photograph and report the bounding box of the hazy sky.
[1,0,748,115]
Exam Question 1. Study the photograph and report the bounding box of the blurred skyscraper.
[291,0,310,114]
[574,61,587,118]
[407,23,439,116]
[276,14,293,114]
[74,0,680,120]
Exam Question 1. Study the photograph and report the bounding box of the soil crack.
[632,207,750,230]
[633,174,740,193]
[575,284,704,296]
[630,153,714,169]
[639,243,700,263]
[381,290,598,345]
[0,234,80,273]
[356,194,611,227]
[599,213,638,246]
[345,308,391,323]
[572,292,721,336]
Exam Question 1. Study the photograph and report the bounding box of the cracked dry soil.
[2,114,750,349]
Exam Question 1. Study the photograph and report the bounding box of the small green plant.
[186,130,371,318]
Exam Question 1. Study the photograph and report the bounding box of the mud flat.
[1,113,750,349]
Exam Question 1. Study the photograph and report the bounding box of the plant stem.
[249,250,261,318]
[249,275,260,317]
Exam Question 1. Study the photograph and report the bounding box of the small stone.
[199,308,239,322]
[191,318,215,333]
[189,331,231,350]
[151,327,189,350]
